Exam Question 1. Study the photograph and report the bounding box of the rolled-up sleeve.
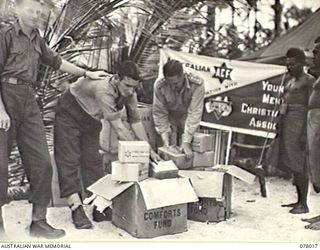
[183,84,205,143]
[153,82,171,135]
[40,40,62,70]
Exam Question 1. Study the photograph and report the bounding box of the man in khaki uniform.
[54,60,160,230]
[153,60,205,159]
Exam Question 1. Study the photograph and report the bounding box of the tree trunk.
[272,0,282,38]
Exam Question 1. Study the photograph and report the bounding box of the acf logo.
[205,96,232,120]
[212,62,233,84]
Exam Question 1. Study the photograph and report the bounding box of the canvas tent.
[240,8,320,64]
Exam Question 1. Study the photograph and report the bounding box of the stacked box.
[193,151,214,167]
[158,146,193,170]
[191,133,214,169]
[111,141,150,182]
[192,133,214,153]
[150,160,179,179]
[111,161,149,182]
[118,141,150,164]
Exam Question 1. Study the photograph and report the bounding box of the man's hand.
[86,70,108,80]
[161,132,170,147]
[150,150,162,164]
[180,142,193,160]
[0,109,11,132]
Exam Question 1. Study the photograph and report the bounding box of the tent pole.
[225,130,233,165]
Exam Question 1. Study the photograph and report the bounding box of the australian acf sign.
[158,49,286,138]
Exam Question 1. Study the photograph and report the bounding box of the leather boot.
[30,219,66,239]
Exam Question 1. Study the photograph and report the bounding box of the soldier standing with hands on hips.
[0,0,107,239]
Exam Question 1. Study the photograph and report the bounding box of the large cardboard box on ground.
[179,165,255,222]
[87,176,198,238]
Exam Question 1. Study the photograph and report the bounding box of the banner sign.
[159,49,287,138]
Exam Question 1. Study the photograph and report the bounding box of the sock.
[67,193,82,211]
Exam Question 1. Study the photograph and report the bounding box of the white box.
[118,141,150,163]
[111,161,149,182]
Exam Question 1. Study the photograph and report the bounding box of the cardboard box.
[138,105,157,150]
[179,165,255,222]
[192,133,214,153]
[150,160,179,179]
[187,175,232,222]
[112,178,198,238]
[87,175,198,238]
[118,141,150,163]
[111,161,149,182]
[193,151,214,167]
[158,146,193,170]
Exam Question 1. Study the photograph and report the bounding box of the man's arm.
[153,83,171,146]
[180,84,205,158]
[109,118,135,141]
[59,59,107,80]
[40,40,107,80]
[0,95,10,132]
[131,121,149,142]
[0,28,11,131]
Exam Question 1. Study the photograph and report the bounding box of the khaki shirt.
[70,75,140,123]
[0,21,61,83]
[153,73,205,143]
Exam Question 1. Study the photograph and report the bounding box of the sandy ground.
[1,176,319,243]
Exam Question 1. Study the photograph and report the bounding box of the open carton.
[179,164,256,222]
[87,175,198,238]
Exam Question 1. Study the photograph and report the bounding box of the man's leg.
[80,123,103,193]
[0,130,8,214]
[54,93,92,229]
[305,220,320,230]
[289,172,309,214]
[16,88,65,238]
[0,130,8,238]
[80,124,111,222]
[307,109,320,190]
[302,215,320,224]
